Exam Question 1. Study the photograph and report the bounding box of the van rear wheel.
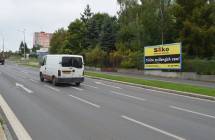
[52,77,58,86]
[75,82,80,86]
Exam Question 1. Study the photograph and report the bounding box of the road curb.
[86,75,215,101]
[0,95,32,140]
[0,124,7,140]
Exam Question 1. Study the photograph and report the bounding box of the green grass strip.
[86,71,215,97]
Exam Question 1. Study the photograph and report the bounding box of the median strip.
[86,71,215,100]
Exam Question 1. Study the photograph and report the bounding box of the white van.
[40,55,84,86]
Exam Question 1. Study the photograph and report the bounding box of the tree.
[67,19,86,54]
[100,16,118,52]
[81,4,93,24]
[32,44,42,53]
[19,41,29,55]
[117,0,176,52]
[173,0,215,58]
[85,13,111,48]
[49,28,67,54]
[117,0,139,10]
[85,45,107,67]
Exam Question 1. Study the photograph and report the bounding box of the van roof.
[46,54,83,57]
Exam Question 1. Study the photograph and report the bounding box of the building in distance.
[33,31,53,48]
[33,31,53,57]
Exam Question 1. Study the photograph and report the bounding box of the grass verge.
[8,56,39,68]
[86,71,215,97]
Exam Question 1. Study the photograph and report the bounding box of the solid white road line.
[146,88,215,103]
[0,95,32,140]
[44,85,60,92]
[111,91,146,101]
[69,95,100,108]
[16,83,33,94]
[121,115,186,140]
[122,84,215,103]
[82,83,98,89]
[170,106,215,119]
[95,81,122,89]
[71,87,84,91]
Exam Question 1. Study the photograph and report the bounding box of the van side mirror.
[39,61,44,66]
[39,59,44,66]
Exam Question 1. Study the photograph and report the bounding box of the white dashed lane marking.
[69,94,100,108]
[95,81,122,89]
[121,115,186,140]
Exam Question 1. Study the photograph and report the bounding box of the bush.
[120,51,144,69]
[183,58,215,75]
[85,45,107,67]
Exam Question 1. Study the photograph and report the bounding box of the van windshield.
[62,57,83,68]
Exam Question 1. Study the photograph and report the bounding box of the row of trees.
[50,0,215,68]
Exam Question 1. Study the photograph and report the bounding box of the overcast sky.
[0,0,119,51]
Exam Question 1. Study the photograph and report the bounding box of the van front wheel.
[40,73,44,82]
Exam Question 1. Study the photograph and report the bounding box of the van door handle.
[45,67,46,70]
[72,70,75,72]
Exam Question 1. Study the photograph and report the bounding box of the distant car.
[40,55,84,86]
[0,54,5,65]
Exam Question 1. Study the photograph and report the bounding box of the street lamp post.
[1,34,4,57]
[18,29,26,59]
[160,0,164,45]
[23,29,26,59]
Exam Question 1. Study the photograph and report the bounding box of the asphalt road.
[0,62,215,140]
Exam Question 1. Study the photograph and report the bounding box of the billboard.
[144,43,182,70]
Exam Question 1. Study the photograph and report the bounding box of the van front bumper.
[56,77,84,83]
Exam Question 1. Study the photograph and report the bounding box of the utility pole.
[23,29,26,59]
[1,34,4,57]
[160,0,164,45]
[18,29,26,59]
[2,36,4,57]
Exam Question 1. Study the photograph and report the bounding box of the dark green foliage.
[85,13,110,48]
[49,2,215,73]
[81,4,93,24]
[100,16,118,52]
[49,28,67,54]
[32,44,41,53]
[67,19,86,54]
[183,58,215,75]
[173,0,215,58]
[19,41,30,55]
[85,45,107,67]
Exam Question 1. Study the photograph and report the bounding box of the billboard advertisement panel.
[144,43,182,70]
